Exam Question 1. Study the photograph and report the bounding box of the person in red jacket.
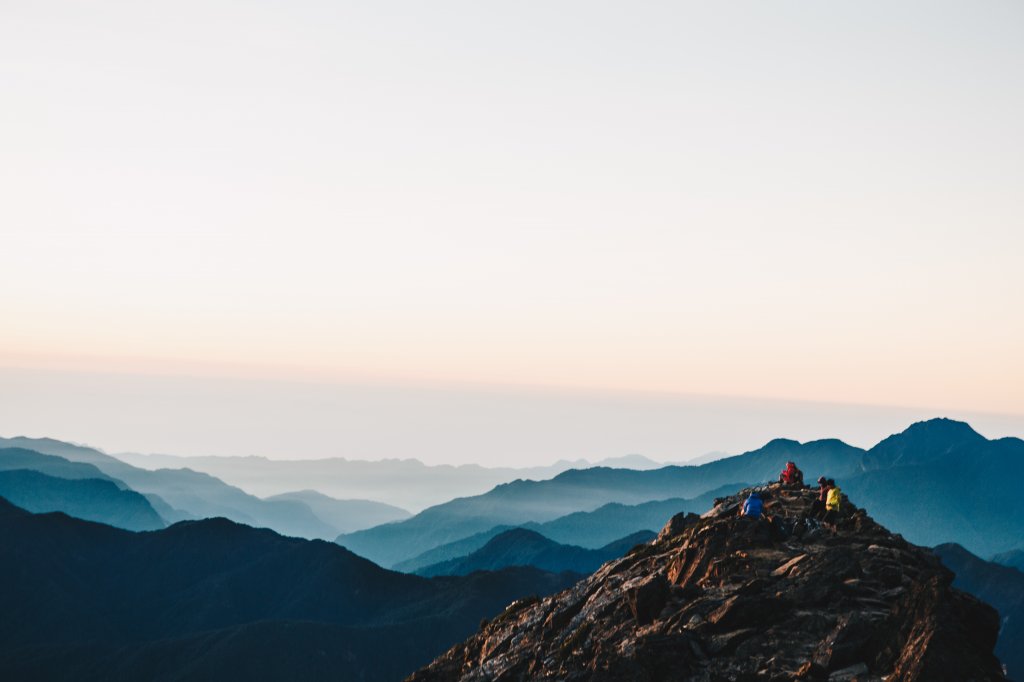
[778,461,804,487]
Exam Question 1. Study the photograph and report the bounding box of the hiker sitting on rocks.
[810,476,833,516]
[779,461,804,487]
[822,480,842,531]
[740,492,763,519]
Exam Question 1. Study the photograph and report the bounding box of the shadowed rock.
[407,483,1006,682]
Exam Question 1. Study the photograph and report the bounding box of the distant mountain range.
[0,497,579,682]
[337,435,864,567]
[934,543,1024,678]
[113,450,685,510]
[6,418,1021,563]
[393,487,736,573]
[264,489,410,534]
[526,485,737,546]
[843,419,1024,557]
[0,437,118,466]
[415,528,655,577]
[0,448,169,529]
[3,412,1022,680]
[1,437,341,538]
[992,549,1024,572]
[0,467,164,531]
[0,437,410,539]
[342,418,1024,567]
[0,446,123,484]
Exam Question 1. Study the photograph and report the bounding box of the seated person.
[811,476,832,516]
[822,482,842,530]
[740,492,763,519]
[779,461,804,487]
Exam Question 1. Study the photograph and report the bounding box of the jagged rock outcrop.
[408,484,1006,682]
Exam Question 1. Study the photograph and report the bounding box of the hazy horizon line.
[5,352,1024,422]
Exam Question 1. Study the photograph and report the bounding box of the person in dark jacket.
[740,492,764,519]
[811,476,832,517]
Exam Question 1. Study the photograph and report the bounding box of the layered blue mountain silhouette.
[414,527,656,577]
[393,488,736,574]
[844,419,1024,556]
[992,549,1024,572]
[524,485,738,546]
[0,468,163,531]
[3,418,1022,678]
[0,497,578,681]
[0,446,123,484]
[6,419,1020,563]
[115,449,659,510]
[336,438,864,567]
[340,419,1022,567]
[264,489,410,534]
[0,437,408,539]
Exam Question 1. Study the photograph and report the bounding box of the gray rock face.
[407,483,1006,682]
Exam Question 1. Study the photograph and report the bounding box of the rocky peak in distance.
[408,483,1005,682]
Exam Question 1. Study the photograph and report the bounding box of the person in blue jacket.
[741,492,763,519]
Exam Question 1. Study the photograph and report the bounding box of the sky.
[1,1,1023,463]
[4,365,1024,466]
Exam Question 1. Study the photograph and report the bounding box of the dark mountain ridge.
[934,543,1024,679]
[0,497,579,681]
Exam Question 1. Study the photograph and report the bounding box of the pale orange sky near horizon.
[4,364,1024,467]
[2,1,1023,418]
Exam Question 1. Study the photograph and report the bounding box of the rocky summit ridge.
[408,483,1006,682]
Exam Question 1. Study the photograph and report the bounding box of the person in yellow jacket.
[823,480,841,530]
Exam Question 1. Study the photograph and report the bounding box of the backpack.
[826,487,841,511]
